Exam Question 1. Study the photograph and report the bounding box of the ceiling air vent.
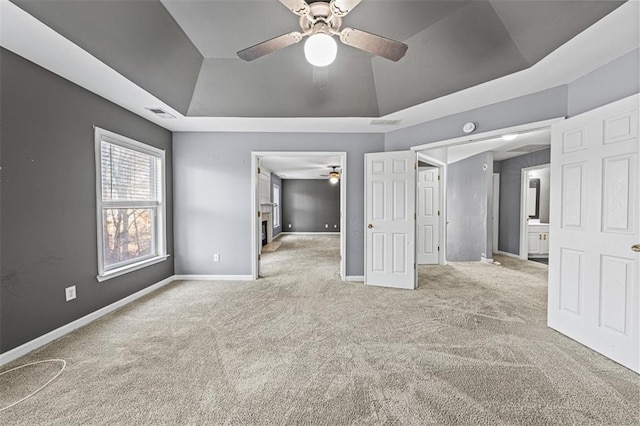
[369,119,401,126]
[146,107,175,119]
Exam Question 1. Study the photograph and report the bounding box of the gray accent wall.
[495,149,550,255]
[446,152,494,261]
[0,49,174,353]
[281,180,340,233]
[173,133,383,277]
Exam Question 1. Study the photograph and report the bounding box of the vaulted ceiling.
[11,0,625,119]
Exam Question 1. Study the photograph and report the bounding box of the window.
[273,184,281,227]
[95,127,167,281]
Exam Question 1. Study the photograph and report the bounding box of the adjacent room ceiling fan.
[321,166,341,184]
[237,0,408,67]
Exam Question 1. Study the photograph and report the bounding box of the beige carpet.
[1,235,638,425]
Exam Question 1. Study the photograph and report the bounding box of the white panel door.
[549,94,639,372]
[365,151,416,289]
[417,168,439,264]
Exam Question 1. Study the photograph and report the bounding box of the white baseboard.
[0,275,175,367]
[480,256,494,263]
[173,275,253,281]
[495,250,520,259]
[346,275,364,282]
[279,232,340,235]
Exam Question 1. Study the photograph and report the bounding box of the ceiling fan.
[321,166,341,184]
[237,0,408,67]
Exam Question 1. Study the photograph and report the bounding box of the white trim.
[251,151,347,281]
[519,163,551,260]
[251,154,259,279]
[492,173,500,253]
[94,126,167,281]
[279,232,340,235]
[96,254,170,282]
[480,256,494,264]
[411,118,564,153]
[173,275,253,281]
[345,276,364,282]
[495,250,521,259]
[416,152,447,265]
[0,275,175,367]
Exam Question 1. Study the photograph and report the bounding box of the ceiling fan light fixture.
[329,174,340,184]
[304,33,337,67]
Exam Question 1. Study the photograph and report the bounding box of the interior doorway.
[416,153,446,265]
[519,164,551,261]
[412,117,563,264]
[250,151,347,281]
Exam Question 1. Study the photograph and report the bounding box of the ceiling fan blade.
[340,28,408,62]
[330,0,362,17]
[278,0,310,16]
[237,32,303,61]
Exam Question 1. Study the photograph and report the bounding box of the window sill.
[97,254,170,282]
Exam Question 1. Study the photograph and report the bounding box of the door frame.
[416,152,447,265]
[493,173,500,253]
[412,117,564,262]
[519,163,550,260]
[250,151,347,281]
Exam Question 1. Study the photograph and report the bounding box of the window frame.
[94,127,168,282]
[273,183,281,228]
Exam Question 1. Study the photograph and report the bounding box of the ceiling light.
[328,166,340,184]
[502,134,519,141]
[304,33,337,67]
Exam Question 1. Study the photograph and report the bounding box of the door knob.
[367,224,373,229]
[632,244,640,252]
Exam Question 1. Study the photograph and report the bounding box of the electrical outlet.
[65,286,76,302]
[325,224,329,228]
[288,224,292,228]
[334,224,337,228]
[213,254,220,262]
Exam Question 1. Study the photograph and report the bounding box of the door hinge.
[258,211,261,218]
[414,162,417,170]
[258,254,261,260]
[257,167,261,174]
[437,210,440,216]
[438,246,440,251]
[438,175,441,181]
[414,212,416,220]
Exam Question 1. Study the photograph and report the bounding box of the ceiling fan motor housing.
[300,2,343,34]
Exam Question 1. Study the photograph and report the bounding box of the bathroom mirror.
[527,178,540,219]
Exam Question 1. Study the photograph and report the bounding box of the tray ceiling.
[9,0,627,119]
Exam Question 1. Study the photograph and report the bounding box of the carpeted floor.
[1,235,638,425]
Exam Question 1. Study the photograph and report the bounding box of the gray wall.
[172,133,384,277]
[271,173,282,238]
[495,149,550,255]
[0,49,174,353]
[385,86,568,151]
[446,152,494,261]
[281,180,340,233]
[385,48,639,153]
[567,48,639,117]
